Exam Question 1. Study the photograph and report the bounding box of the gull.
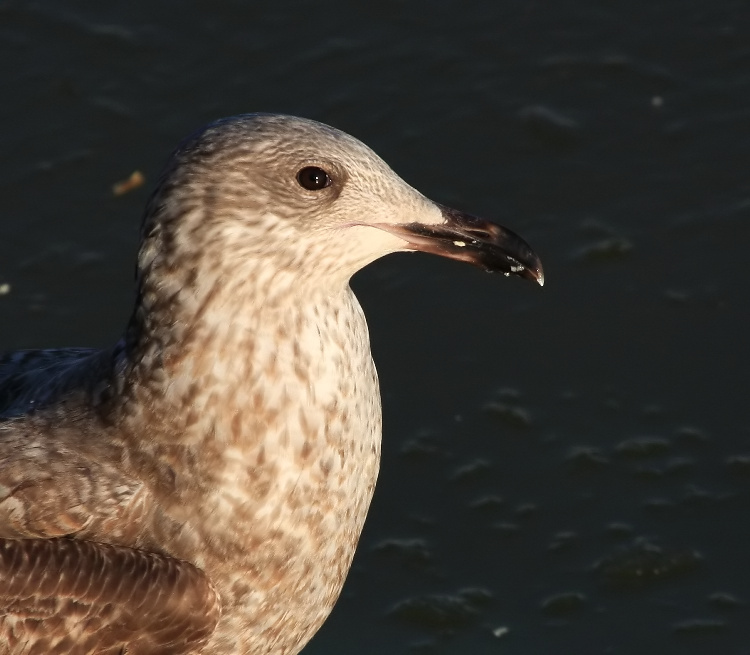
[0,114,543,655]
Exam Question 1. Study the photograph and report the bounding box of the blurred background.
[1,1,748,653]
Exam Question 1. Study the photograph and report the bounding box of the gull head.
[136,113,543,311]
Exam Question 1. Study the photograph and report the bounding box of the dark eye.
[297,166,331,191]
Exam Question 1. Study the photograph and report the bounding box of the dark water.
[2,1,749,653]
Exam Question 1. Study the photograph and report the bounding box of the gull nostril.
[465,228,492,240]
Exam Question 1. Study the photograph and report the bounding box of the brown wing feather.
[0,439,148,542]
[0,538,221,655]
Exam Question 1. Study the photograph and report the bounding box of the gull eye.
[297,166,331,191]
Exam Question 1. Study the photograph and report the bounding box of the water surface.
[1,2,748,653]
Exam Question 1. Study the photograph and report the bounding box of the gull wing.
[0,351,220,653]
[0,346,120,418]
[0,538,220,655]
[0,343,146,540]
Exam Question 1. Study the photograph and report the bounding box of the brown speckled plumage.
[0,114,543,654]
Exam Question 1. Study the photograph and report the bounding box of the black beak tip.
[520,251,544,286]
[439,206,544,286]
[521,259,545,286]
[493,228,544,286]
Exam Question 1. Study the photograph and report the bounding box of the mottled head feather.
[137,114,439,291]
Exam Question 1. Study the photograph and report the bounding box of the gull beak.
[377,206,544,286]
